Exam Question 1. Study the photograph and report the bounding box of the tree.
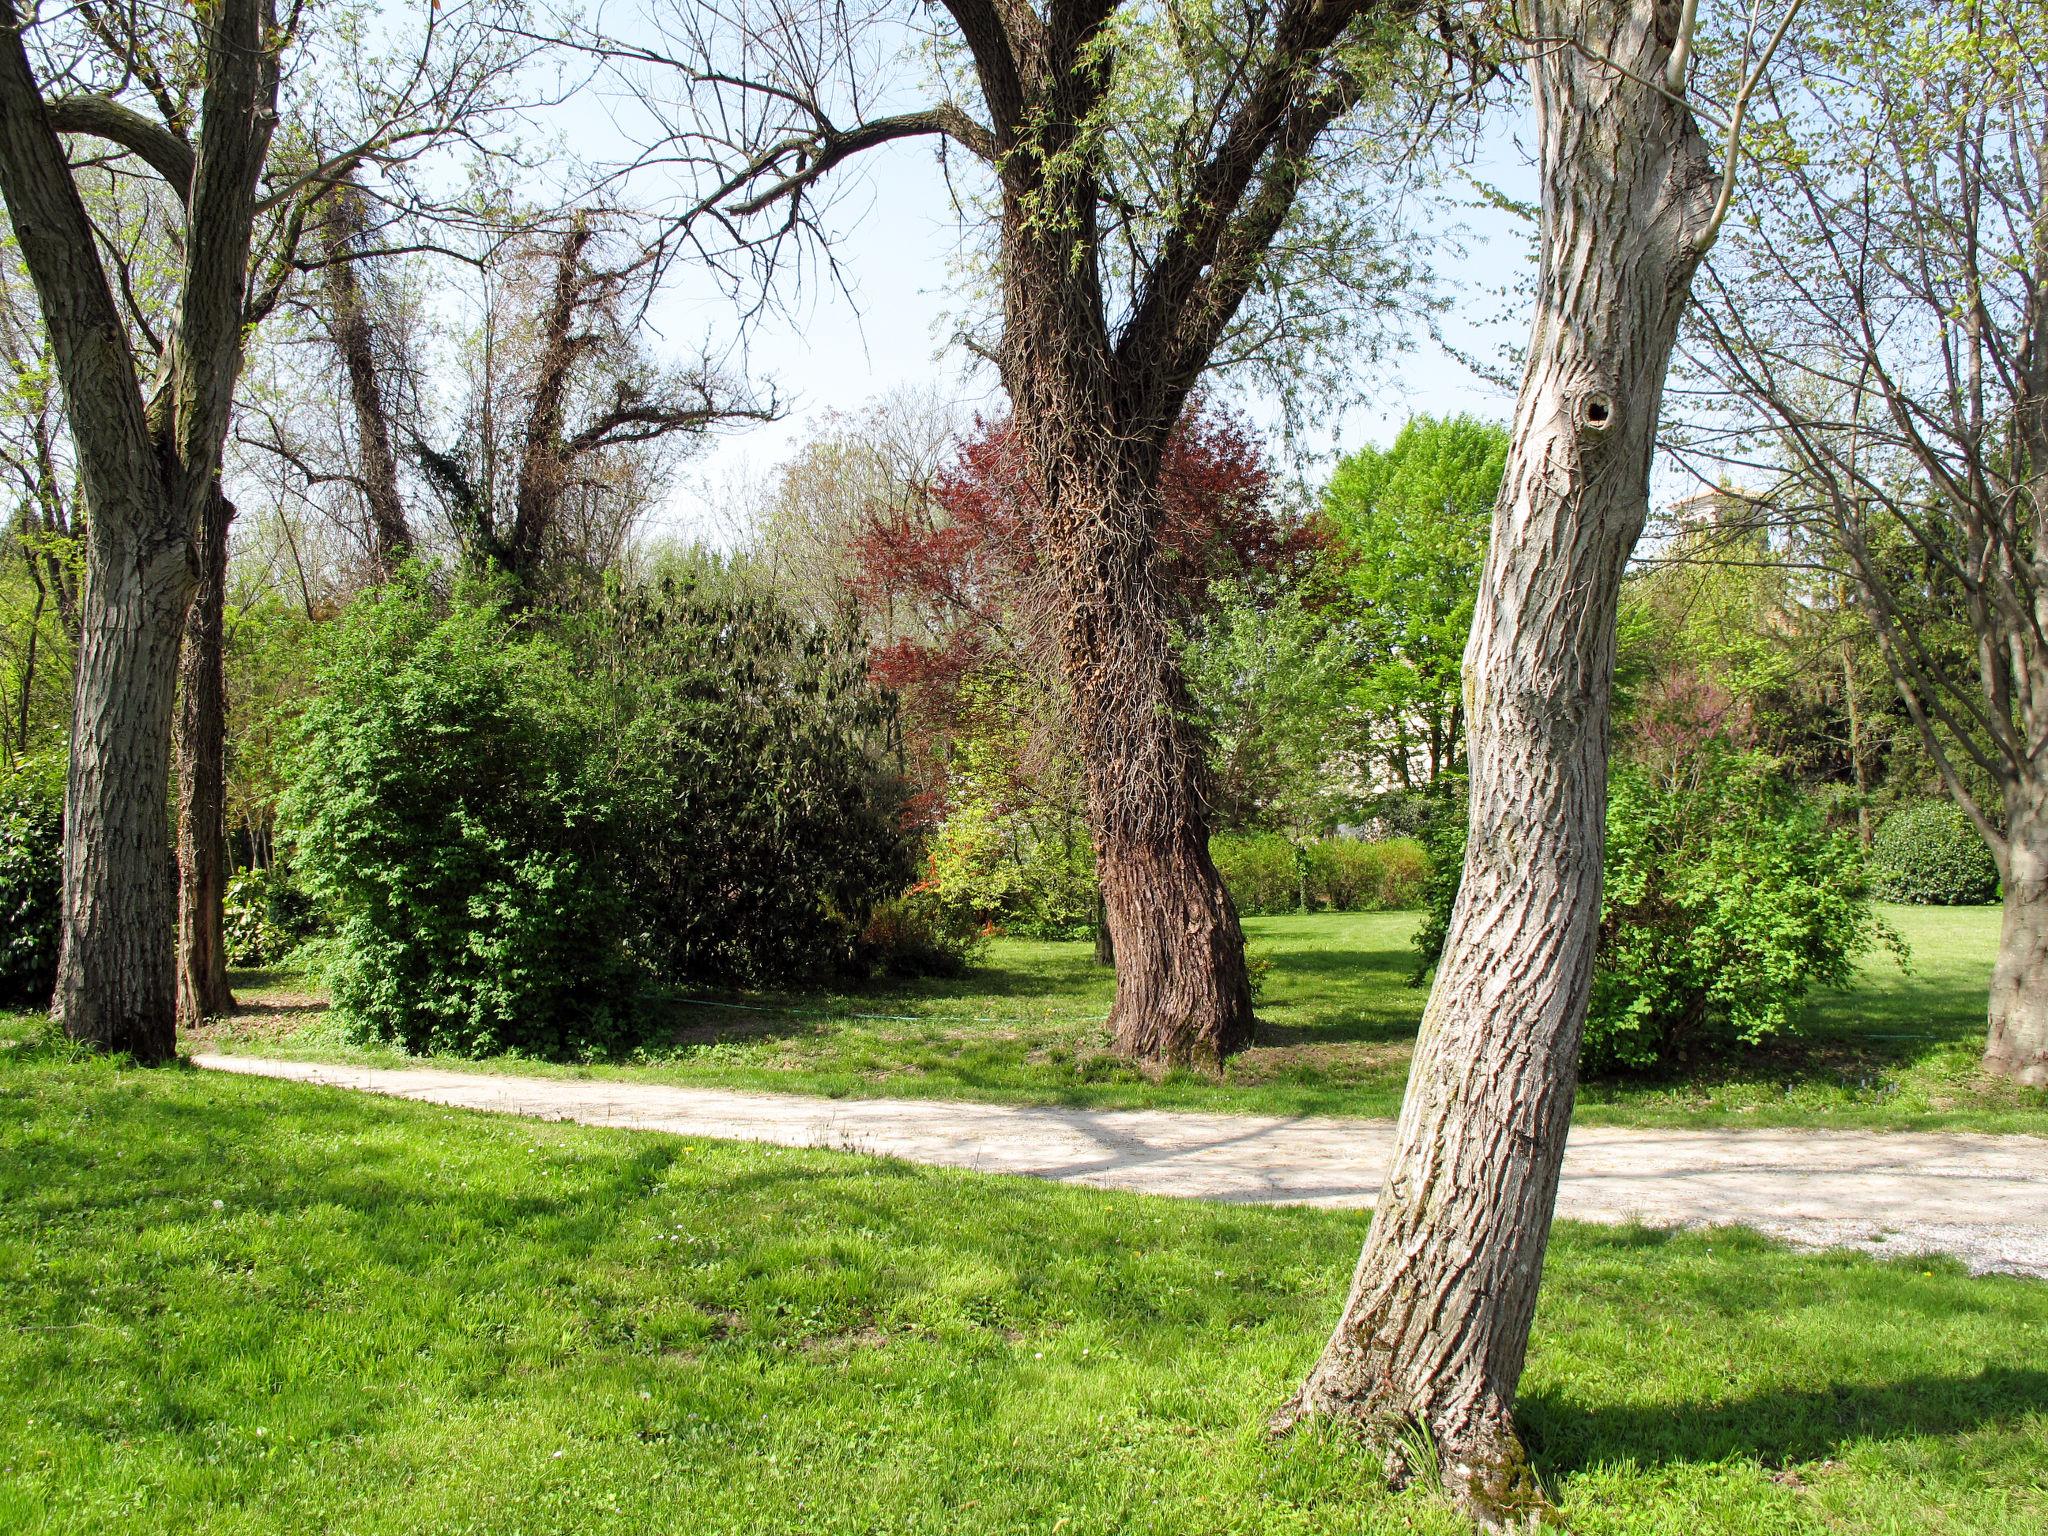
[0,0,538,1056]
[317,177,413,575]
[1322,413,1505,788]
[848,400,1305,821]
[0,0,281,1058]
[1276,1,1792,1522]
[1181,579,1355,838]
[604,0,1450,1066]
[408,218,775,592]
[1686,0,2048,1086]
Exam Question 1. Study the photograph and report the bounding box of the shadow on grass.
[1522,1365,2048,1472]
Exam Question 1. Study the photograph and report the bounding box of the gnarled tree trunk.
[176,486,235,1027]
[1018,410,1252,1067]
[1276,1,1718,1523]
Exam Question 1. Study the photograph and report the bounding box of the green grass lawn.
[2,1035,2044,1534]
[197,904,2048,1133]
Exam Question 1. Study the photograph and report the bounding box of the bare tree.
[412,216,778,589]
[1275,1,1798,1524]
[600,0,1453,1065]
[1686,0,2048,1086]
[319,177,414,575]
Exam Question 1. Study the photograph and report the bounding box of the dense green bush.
[222,864,320,968]
[285,582,634,1057]
[0,758,62,1006]
[587,578,913,986]
[283,572,918,1057]
[1210,832,1300,914]
[1869,801,2000,904]
[1302,836,1430,911]
[1215,832,1429,915]
[1417,751,1889,1074]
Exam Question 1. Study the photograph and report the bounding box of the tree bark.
[1020,425,1254,1067]
[176,486,235,1026]
[1986,805,2048,1087]
[53,526,190,1058]
[1276,2,1718,1523]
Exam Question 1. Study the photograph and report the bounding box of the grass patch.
[1,1043,2043,1534]
[192,906,2048,1132]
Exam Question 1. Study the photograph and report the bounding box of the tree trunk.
[1032,438,1254,1067]
[1092,888,1115,967]
[1986,811,2048,1087]
[54,523,191,1061]
[1276,2,1717,1523]
[176,487,235,1027]
[321,183,411,573]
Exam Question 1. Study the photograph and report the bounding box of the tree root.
[1271,1384,1555,1533]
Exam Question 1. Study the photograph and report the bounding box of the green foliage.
[1870,802,2000,905]
[921,680,1097,941]
[1303,836,1429,912]
[221,865,319,968]
[1180,581,1354,833]
[1209,832,1300,914]
[1418,751,1890,1074]
[859,887,987,978]
[586,573,915,987]
[283,578,635,1058]
[1214,832,1429,915]
[0,756,61,1006]
[1321,415,1505,787]
[283,568,918,1057]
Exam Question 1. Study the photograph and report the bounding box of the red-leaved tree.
[849,400,1313,831]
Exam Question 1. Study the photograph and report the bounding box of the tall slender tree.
[1276,1,1798,1524]
[608,0,1450,1064]
[0,0,536,1057]
[1687,0,2048,1087]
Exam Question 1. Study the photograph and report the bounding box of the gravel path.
[195,1054,2048,1280]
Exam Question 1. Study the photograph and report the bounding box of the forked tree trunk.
[176,487,236,1027]
[0,0,275,1063]
[55,521,192,1061]
[1276,2,1717,1523]
[1986,803,2048,1086]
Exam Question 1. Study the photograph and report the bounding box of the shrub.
[860,887,986,977]
[1304,837,1378,910]
[1417,751,1888,1074]
[1373,837,1430,909]
[588,576,914,987]
[0,757,62,1006]
[1870,801,1999,904]
[284,580,635,1058]
[285,572,920,1059]
[222,864,319,968]
[1211,831,1300,914]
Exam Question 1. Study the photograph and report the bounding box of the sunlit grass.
[192,905,2048,1132]
[2,1040,2044,1534]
